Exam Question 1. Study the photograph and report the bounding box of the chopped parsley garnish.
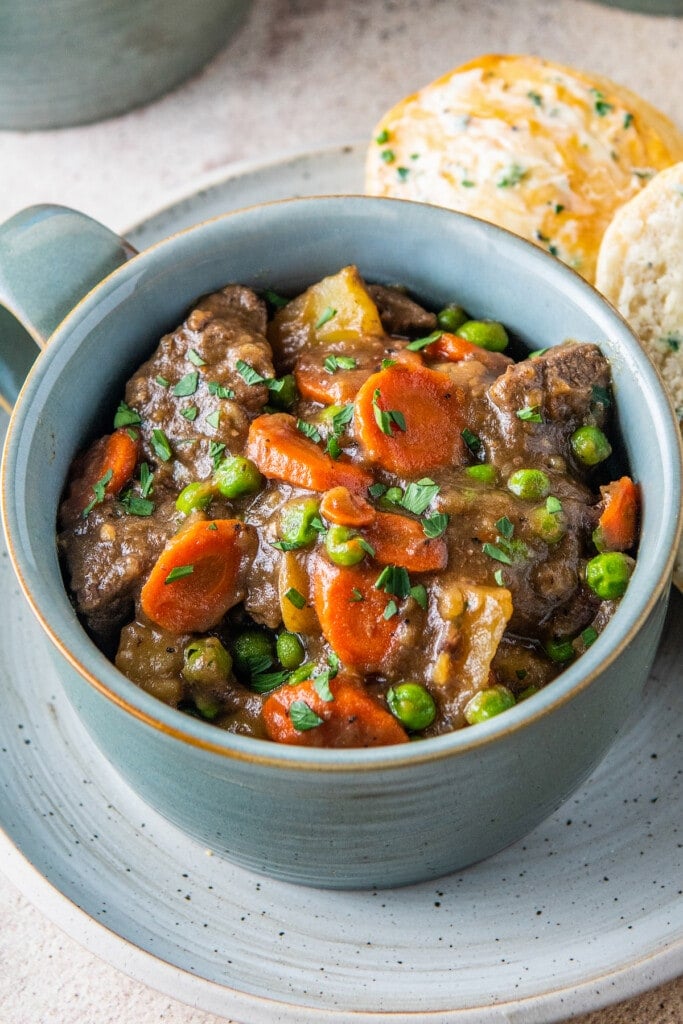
[461,179,476,188]
[494,568,505,586]
[187,348,206,367]
[208,381,235,399]
[529,347,549,359]
[126,428,139,441]
[375,129,390,144]
[496,516,514,540]
[155,375,170,387]
[383,599,399,620]
[172,371,199,397]
[554,203,565,215]
[324,354,357,373]
[528,90,543,107]
[289,701,323,731]
[372,388,406,436]
[250,669,292,693]
[546,496,563,515]
[407,330,443,352]
[401,477,439,516]
[516,405,543,423]
[623,112,634,129]
[482,542,513,565]
[205,409,221,429]
[410,584,428,610]
[375,564,412,600]
[119,490,155,517]
[368,482,387,500]
[591,384,612,408]
[208,441,226,469]
[151,428,173,462]
[422,512,449,538]
[497,163,526,188]
[82,468,113,518]
[396,166,410,181]
[326,436,342,460]
[662,334,681,352]
[461,427,482,453]
[296,418,322,443]
[181,406,198,421]
[381,149,395,164]
[165,564,194,583]
[236,360,266,386]
[590,89,613,117]
[581,626,598,648]
[315,306,337,330]
[358,538,376,557]
[263,288,289,309]
[313,673,334,702]
[284,587,306,609]
[139,462,154,497]
[350,587,364,603]
[381,357,397,368]
[113,401,141,428]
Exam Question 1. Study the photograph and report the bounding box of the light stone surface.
[0,0,681,1020]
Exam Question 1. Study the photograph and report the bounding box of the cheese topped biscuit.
[365,54,683,284]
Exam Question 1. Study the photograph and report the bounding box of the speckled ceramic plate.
[1,145,681,1024]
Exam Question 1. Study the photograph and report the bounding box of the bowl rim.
[2,193,682,771]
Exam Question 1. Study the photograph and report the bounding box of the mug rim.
[2,194,682,771]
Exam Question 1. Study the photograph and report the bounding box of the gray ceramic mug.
[1,198,681,888]
[0,0,251,130]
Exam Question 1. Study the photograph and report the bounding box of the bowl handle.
[0,205,136,412]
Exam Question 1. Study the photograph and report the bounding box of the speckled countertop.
[0,1,681,1021]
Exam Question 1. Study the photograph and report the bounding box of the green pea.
[570,425,612,466]
[457,319,509,352]
[231,628,274,675]
[276,631,305,670]
[194,694,221,720]
[268,374,298,410]
[213,455,262,498]
[464,684,516,724]
[175,481,215,515]
[437,305,469,332]
[279,498,321,548]
[325,524,366,566]
[507,468,551,500]
[183,637,232,687]
[465,463,497,484]
[585,551,634,600]
[386,682,436,731]
[529,505,567,544]
[544,637,575,663]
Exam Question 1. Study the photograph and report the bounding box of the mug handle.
[0,205,136,412]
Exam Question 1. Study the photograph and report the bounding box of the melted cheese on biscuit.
[366,55,683,283]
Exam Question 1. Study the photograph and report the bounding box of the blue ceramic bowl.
[1,198,681,888]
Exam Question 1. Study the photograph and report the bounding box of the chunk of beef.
[125,285,274,489]
[58,493,180,644]
[483,342,611,467]
[367,284,438,337]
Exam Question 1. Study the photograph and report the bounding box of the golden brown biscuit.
[596,162,683,590]
[365,54,683,284]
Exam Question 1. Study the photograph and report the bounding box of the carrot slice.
[312,557,404,674]
[364,511,447,572]
[294,365,372,406]
[320,486,376,528]
[246,413,373,494]
[140,519,251,633]
[595,476,639,552]
[101,429,140,496]
[424,332,511,371]
[262,675,408,747]
[354,363,467,476]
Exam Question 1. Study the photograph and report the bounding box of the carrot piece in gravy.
[262,675,409,747]
[319,486,376,528]
[353,363,467,476]
[364,511,447,572]
[595,476,639,551]
[312,557,402,674]
[140,519,249,633]
[246,412,373,493]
